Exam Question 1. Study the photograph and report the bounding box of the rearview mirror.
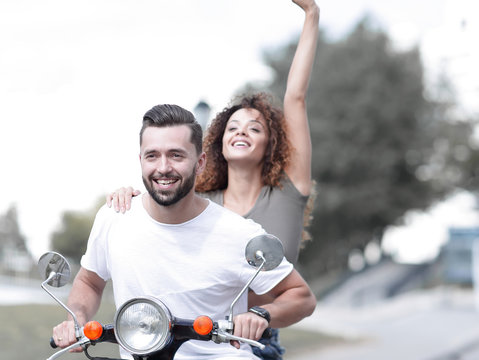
[38,252,71,288]
[245,234,284,271]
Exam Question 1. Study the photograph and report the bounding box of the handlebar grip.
[262,328,273,339]
[50,337,58,348]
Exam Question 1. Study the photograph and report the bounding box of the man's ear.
[196,152,207,175]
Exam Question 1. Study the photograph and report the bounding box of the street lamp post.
[193,100,211,132]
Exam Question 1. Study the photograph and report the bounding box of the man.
[52,104,316,359]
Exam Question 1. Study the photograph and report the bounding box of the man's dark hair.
[140,104,203,154]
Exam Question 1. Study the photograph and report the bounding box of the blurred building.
[0,247,33,275]
[441,227,479,284]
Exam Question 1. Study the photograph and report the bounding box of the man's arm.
[261,269,316,328]
[52,267,106,350]
[233,269,316,344]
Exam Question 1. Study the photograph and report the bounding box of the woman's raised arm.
[283,0,319,196]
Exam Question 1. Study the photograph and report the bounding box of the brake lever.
[221,332,265,350]
[46,337,91,360]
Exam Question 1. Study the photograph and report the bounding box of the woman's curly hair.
[196,93,291,192]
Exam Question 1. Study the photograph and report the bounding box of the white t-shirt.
[81,197,293,360]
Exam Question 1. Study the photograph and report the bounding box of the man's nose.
[156,156,172,173]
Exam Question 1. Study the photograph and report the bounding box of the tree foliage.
[50,198,104,263]
[0,204,29,255]
[255,20,479,277]
[0,204,33,274]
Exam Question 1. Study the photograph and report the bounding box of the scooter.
[38,234,285,360]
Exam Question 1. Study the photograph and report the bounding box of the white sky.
[1,0,478,262]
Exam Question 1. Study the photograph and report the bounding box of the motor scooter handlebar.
[221,332,265,350]
[46,338,91,360]
[41,233,285,359]
[50,323,116,349]
[49,336,86,350]
[211,319,269,350]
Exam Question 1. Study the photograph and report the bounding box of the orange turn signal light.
[193,316,213,335]
[84,321,103,340]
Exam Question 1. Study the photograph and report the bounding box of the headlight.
[114,296,172,355]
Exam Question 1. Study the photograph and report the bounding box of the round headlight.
[114,297,172,355]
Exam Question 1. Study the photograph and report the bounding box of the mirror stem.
[42,272,82,338]
[227,251,266,326]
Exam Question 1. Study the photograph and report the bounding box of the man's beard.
[143,167,196,207]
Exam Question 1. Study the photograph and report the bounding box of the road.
[288,286,479,360]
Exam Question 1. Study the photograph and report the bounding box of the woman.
[108,1,319,358]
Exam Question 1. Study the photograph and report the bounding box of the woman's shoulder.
[269,173,310,201]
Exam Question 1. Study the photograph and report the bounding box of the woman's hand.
[106,187,141,213]
[292,0,319,13]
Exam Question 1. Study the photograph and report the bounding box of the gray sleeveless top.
[200,175,309,265]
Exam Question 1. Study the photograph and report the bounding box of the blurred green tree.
[247,19,479,277]
[50,197,104,263]
[0,205,29,253]
[0,204,33,274]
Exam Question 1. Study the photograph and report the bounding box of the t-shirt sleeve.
[80,205,112,281]
[244,257,294,295]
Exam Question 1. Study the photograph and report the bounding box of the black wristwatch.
[248,306,271,324]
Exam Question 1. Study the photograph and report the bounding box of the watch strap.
[248,306,271,324]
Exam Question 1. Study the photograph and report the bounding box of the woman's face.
[222,108,270,165]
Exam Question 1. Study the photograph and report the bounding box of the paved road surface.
[288,286,479,360]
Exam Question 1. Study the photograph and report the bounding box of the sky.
[1,0,478,263]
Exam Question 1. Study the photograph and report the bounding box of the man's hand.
[231,312,269,349]
[51,268,106,352]
[52,320,83,352]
